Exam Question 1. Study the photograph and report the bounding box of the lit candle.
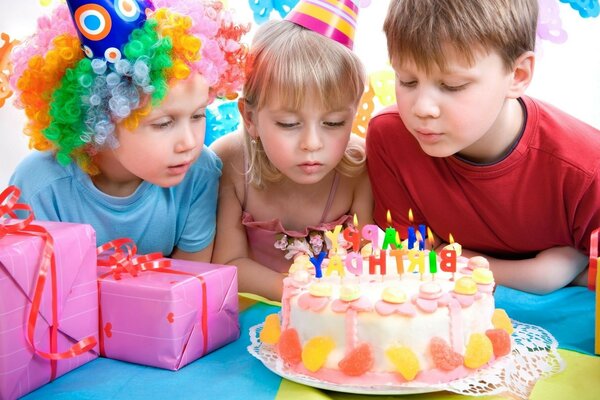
[427,228,437,277]
[343,214,361,252]
[407,209,416,250]
[445,233,462,257]
[418,224,426,251]
[382,210,401,250]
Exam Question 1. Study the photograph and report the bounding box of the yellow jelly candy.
[301,336,336,372]
[386,346,420,381]
[339,284,361,302]
[464,333,493,369]
[259,314,281,345]
[492,309,514,335]
[454,276,477,295]
[308,282,332,297]
[472,268,494,284]
[382,285,407,304]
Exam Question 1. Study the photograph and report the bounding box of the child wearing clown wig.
[210,0,373,301]
[9,0,249,261]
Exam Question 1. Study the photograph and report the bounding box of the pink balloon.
[537,0,568,43]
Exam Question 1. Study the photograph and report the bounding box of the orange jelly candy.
[278,328,302,365]
[429,337,464,371]
[485,329,512,357]
[259,314,281,345]
[338,343,374,376]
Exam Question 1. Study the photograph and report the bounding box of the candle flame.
[449,233,455,244]
[386,210,392,225]
[427,227,434,245]
[408,208,414,223]
[353,213,358,227]
[416,229,423,243]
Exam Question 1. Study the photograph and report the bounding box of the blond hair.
[383,0,538,72]
[242,20,366,188]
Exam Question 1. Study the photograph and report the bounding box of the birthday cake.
[258,226,514,386]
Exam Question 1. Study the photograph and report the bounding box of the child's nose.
[175,124,198,153]
[300,125,323,152]
[412,89,441,119]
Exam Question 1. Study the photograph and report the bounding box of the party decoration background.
[0,0,599,186]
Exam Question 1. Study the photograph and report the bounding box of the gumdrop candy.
[338,343,374,376]
[259,314,281,345]
[464,333,493,369]
[386,346,420,381]
[429,337,464,371]
[302,336,335,372]
[492,309,514,335]
[485,329,512,357]
[278,328,302,365]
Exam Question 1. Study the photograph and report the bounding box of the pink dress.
[242,172,352,273]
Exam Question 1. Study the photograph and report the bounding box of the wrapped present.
[97,239,239,370]
[0,187,98,400]
[590,228,600,355]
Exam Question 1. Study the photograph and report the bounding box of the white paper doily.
[247,319,564,399]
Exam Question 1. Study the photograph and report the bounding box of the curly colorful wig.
[9,0,249,174]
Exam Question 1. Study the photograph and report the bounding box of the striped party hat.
[285,0,360,49]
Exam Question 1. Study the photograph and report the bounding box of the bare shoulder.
[209,131,245,178]
[209,131,244,163]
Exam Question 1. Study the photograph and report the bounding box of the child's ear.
[507,51,535,98]
[238,98,258,139]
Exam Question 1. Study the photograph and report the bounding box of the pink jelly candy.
[278,328,302,365]
[485,329,512,357]
[338,343,374,376]
[429,337,464,371]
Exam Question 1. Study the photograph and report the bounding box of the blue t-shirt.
[9,148,222,256]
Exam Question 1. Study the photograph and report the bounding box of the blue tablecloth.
[22,285,597,399]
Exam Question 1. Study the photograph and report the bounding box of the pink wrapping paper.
[0,221,99,400]
[98,259,239,370]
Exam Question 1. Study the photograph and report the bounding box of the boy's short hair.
[243,20,366,188]
[383,0,538,72]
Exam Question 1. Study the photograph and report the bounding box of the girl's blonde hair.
[242,20,366,188]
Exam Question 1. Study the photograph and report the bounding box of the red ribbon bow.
[97,238,171,280]
[0,186,97,381]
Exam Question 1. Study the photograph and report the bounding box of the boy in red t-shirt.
[367,0,600,294]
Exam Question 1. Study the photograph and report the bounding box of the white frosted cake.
[259,247,513,386]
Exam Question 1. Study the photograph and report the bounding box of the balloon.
[538,0,568,43]
[559,0,600,18]
[0,33,19,108]
[370,69,396,107]
[248,0,300,24]
[352,82,375,138]
[205,101,241,146]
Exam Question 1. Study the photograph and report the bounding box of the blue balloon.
[205,101,241,146]
[559,0,599,18]
[247,0,300,24]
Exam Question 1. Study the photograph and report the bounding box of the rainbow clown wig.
[9,0,249,174]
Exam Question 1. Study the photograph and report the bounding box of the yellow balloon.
[370,69,396,106]
[351,83,375,138]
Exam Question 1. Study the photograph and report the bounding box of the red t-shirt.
[366,96,600,256]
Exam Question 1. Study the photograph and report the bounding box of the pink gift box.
[98,259,239,370]
[0,221,99,400]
